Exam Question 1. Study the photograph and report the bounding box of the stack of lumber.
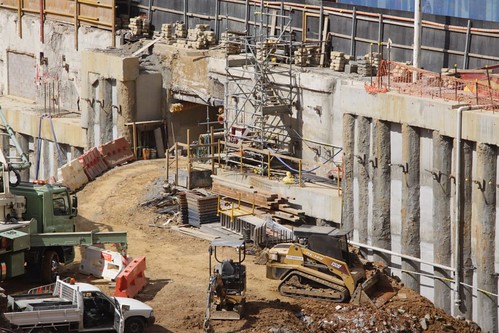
[211,176,283,210]
[273,204,305,223]
[211,175,305,223]
[185,190,219,227]
[330,51,346,71]
[177,192,189,224]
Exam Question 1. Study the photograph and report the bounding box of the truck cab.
[11,181,78,234]
[79,283,155,333]
[5,278,155,333]
[10,182,79,282]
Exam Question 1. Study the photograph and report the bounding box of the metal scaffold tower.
[222,6,296,171]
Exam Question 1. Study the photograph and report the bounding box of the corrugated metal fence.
[130,0,499,72]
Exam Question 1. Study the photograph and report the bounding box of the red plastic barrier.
[78,147,109,180]
[98,137,135,168]
[114,256,147,298]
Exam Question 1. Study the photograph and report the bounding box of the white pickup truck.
[5,277,155,333]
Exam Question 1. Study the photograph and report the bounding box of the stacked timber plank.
[308,46,321,66]
[212,175,305,223]
[161,24,175,44]
[177,192,189,224]
[294,46,308,66]
[274,204,305,223]
[330,51,346,71]
[211,176,282,210]
[220,32,241,54]
[185,190,219,227]
[175,22,188,38]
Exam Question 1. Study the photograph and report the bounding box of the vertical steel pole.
[187,129,191,189]
[319,1,323,48]
[350,7,357,57]
[413,0,422,81]
[215,0,220,41]
[40,0,44,43]
[378,13,383,44]
[183,0,187,27]
[74,0,79,50]
[112,0,116,47]
[211,127,215,175]
[245,0,249,35]
[463,19,471,69]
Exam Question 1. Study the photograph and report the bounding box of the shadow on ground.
[136,278,173,302]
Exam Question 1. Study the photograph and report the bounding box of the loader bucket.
[209,307,243,320]
[350,271,396,308]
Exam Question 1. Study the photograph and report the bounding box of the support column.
[456,140,473,319]
[357,116,370,246]
[372,119,391,264]
[401,124,420,292]
[474,143,497,332]
[432,131,452,313]
[41,139,49,180]
[342,113,355,232]
[117,80,137,146]
[50,141,59,179]
[15,133,29,181]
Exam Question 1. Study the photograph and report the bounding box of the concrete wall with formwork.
[0,6,113,180]
[80,50,141,148]
[0,10,113,112]
[208,55,345,177]
[154,44,224,148]
[209,50,498,328]
[0,96,86,181]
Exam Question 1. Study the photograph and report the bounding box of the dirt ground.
[4,159,482,333]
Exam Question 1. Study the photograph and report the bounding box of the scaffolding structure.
[222,8,296,172]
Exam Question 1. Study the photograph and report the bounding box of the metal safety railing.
[366,60,499,110]
[349,240,499,299]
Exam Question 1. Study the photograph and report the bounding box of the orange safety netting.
[364,60,499,109]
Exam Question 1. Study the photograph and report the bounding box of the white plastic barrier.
[57,158,89,192]
[79,246,129,280]
[79,245,105,277]
[101,250,129,281]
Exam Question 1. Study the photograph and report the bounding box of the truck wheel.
[125,318,144,333]
[41,250,60,283]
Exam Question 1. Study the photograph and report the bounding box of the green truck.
[0,106,127,283]
[0,182,127,283]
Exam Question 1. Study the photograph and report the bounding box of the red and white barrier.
[78,147,108,180]
[57,158,89,192]
[98,137,135,168]
[79,245,129,281]
[114,256,147,298]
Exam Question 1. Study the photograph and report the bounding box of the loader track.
[278,270,349,302]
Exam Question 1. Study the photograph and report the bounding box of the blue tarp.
[337,0,499,23]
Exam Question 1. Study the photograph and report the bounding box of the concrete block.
[345,64,358,74]
[169,168,213,189]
